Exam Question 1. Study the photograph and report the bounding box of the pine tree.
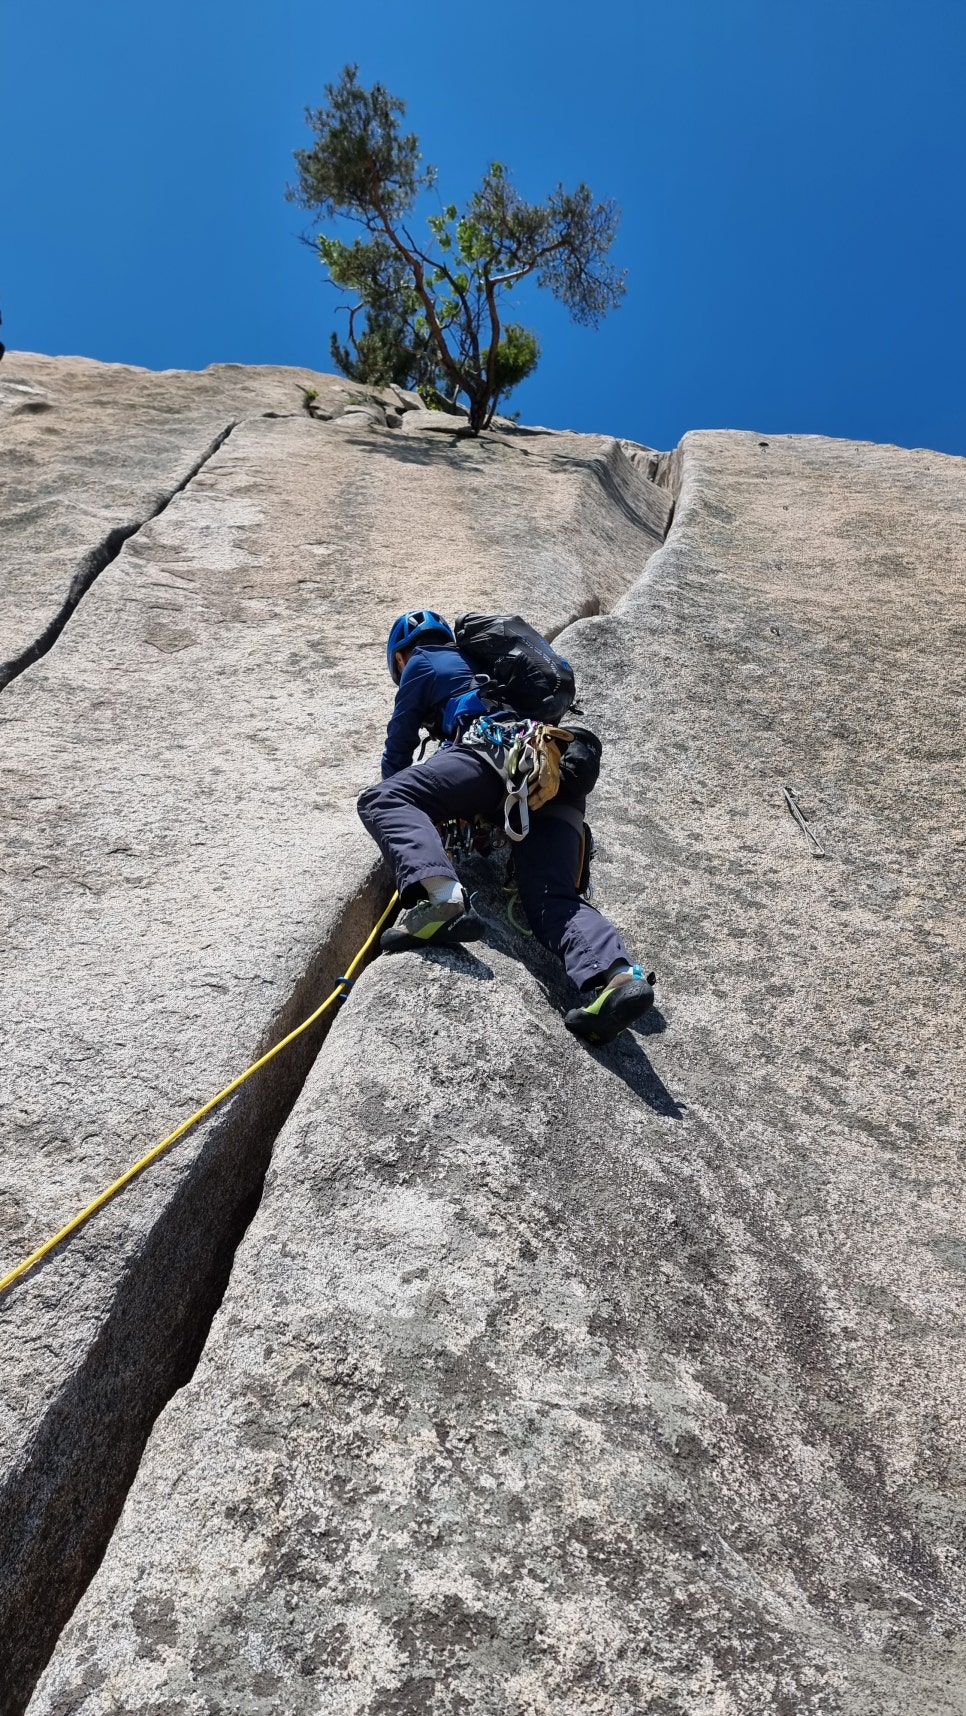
[288,67,625,433]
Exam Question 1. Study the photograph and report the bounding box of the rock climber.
[357,609,655,1045]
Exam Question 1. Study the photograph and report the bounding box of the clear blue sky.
[3,0,965,454]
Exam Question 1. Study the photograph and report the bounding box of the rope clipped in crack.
[0,892,400,1302]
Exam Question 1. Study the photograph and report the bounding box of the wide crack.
[548,440,682,642]
[0,422,238,694]
[0,866,391,1716]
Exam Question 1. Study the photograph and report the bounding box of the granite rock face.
[0,353,360,686]
[0,354,670,1716]
[27,429,966,1713]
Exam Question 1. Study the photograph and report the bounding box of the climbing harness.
[0,891,400,1301]
[459,715,574,841]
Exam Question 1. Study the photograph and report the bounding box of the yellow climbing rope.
[0,891,399,1301]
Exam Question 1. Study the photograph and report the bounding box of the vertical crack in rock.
[0,422,238,693]
[547,440,682,641]
[594,440,671,538]
[0,870,390,1716]
[546,595,602,638]
[617,437,683,535]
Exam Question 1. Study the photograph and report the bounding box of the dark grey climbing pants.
[357,747,630,991]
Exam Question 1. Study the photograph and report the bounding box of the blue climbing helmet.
[386,610,455,683]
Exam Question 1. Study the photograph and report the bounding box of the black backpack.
[454,613,577,724]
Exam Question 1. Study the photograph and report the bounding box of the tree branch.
[482,268,501,428]
[369,176,467,396]
[399,223,438,270]
[489,237,567,286]
[398,222,479,365]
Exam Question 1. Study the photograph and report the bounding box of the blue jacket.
[381,644,483,778]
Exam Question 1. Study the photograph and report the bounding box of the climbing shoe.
[381,888,484,954]
[564,965,656,1045]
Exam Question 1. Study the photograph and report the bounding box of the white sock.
[423,875,464,906]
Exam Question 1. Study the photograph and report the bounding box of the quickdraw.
[458,715,574,842]
[438,816,504,863]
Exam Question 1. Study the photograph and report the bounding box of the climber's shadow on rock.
[631,1004,667,1037]
[585,1014,686,1120]
[460,864,686,1121]
[553,978,684,1120]
[420,945,495,982]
